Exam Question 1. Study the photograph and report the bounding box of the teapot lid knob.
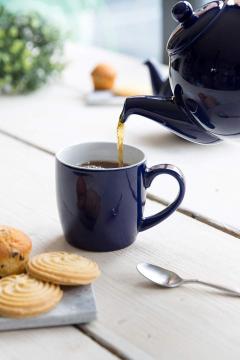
[172,1,194,23]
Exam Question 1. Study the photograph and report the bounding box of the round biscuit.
[27,251,100,285]
[0,274,62,318]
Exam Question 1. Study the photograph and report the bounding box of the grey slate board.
[0,285,96,331]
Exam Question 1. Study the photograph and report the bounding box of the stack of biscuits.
[0,226,100,318]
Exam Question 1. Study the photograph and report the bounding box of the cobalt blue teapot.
[120,0,240,144]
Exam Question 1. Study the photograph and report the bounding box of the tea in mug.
[79,160,129,169]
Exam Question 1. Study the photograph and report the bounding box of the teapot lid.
[167,1,225,55]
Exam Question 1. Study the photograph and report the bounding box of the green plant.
[0,5,63,94]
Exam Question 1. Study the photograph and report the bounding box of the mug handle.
[139,164,185,232]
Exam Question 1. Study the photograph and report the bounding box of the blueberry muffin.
[91,63,116,90]
[0,226,32,277]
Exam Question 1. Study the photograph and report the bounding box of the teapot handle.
[139,164,185,231]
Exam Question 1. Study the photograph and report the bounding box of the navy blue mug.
[56,142,185,252]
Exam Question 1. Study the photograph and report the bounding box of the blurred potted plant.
[0,4,63,94]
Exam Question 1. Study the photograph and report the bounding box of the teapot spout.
[120,96,221,144]
[144,59,172,97]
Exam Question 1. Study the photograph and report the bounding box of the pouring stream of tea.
[117,119,124,167]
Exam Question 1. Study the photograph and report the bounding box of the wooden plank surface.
[0,326,118,360]
[0,45,239,234]
[1,133,240,359]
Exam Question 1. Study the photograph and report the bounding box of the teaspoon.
[137,263,240,296]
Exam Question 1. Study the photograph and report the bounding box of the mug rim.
[56,141,146,171]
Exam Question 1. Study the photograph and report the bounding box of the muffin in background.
[0,226,32,277]
[91,63,117,91]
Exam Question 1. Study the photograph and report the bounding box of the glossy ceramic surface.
[122,1,240,144]
[56,142,185,252]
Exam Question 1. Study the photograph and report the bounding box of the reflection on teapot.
[120,0,240,144]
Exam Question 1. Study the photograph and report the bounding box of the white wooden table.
[1,43,240,360]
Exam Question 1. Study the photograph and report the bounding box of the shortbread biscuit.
[113,84,152,97]
[0,225,32,277]
[27,252,100,285]
[0,274,62,318]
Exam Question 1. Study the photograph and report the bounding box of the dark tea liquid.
[117,119,124,167]
[79,160,129,169]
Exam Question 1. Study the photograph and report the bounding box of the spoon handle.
[183,279,240,296]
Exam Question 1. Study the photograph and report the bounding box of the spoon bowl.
[137,263,183,288]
